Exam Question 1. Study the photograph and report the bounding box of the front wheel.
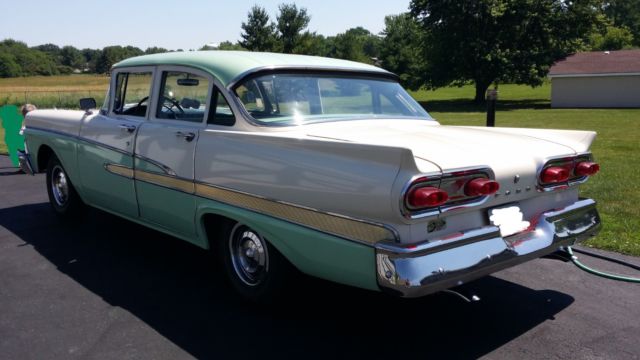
[221,223,290,303]
[46,155,83,217]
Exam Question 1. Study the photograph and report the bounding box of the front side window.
[157,71,210,123]
[113,71,153,117]
[234,73,432,126]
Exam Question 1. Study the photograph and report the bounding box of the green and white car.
[18,51,602,301]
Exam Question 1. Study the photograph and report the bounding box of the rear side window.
[156,71,210,123]
[113,72,153,117]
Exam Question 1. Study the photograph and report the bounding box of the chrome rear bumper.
[17,150,34,176]
[376,198,601,297]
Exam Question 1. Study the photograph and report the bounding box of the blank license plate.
[489,205,531,237]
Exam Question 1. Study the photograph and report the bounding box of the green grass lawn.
[412,84,640,256]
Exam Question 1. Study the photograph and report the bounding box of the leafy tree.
[330,27,381,63]
[0,40,58,76]
[95,46,142,74]
[294,32,330,56]
[144,47,169,54]
[276,3,311,53]
[590,25,634,50]
[410,0,604,102]
[82,48,102,73]
[603,0,640,46]
[379,13,426,89]
[200,41,246,51]
[0,52,21,77]
[217,41,246,51]
[33,43,61,62]
[60,45,84,69]
[240,5,277,51]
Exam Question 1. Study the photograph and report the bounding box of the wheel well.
[37,145,54,173]
[201,213,237,251]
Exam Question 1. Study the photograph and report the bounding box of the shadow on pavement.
[0,166,22,176]
[0,203,574,359]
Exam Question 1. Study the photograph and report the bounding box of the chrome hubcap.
[51,165,69,206]
[230,226,268,286]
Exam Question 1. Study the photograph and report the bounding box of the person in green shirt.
[0,104,34,167]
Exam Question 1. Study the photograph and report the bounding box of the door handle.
[175,131,196,142]
[118,124,137,133]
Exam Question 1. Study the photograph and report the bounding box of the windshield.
[234,73,432,126]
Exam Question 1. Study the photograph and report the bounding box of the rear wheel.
[46,155,83,217]
[221,223,290,303]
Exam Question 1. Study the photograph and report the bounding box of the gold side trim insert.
[105,164,134,178]
[105,164,396,244]
[135,170,195,194]
[194,183,395,244]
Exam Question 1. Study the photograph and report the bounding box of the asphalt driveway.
[0,155,639,359]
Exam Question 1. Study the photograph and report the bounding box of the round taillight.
[465,178,500,196]
[407,186,449,208]
[541,166,570,184]
[575,161,600,177]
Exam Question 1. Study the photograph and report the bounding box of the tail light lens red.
[539,155,599,188]
[407,187,449,208]
[465,178,500,196]
[575,161,600,176]
[541,166,571,184]
[404,169,497,216]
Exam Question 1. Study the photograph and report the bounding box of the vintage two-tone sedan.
[18,51,601,301]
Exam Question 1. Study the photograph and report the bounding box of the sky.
[1,0,412,50]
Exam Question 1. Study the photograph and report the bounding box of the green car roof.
[113,51,394,87]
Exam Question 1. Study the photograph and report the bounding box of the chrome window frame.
[108,66,157,121]
[149,65,214,129]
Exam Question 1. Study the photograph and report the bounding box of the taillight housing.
[539,154,599,188]
[403,168,497,218]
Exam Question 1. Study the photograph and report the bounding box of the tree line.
[0,39,170,77]
[1,1,638,102]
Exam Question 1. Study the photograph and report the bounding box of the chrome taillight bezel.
[401,166,496,220]
[537,153,595,191]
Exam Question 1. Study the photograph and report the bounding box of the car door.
[78,67,154,218]
[133,67,213,240]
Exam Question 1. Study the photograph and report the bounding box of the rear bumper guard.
[376,198,601,297]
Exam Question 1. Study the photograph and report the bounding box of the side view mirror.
[79,98,97,112]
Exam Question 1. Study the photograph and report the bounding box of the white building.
[549,50,640,108]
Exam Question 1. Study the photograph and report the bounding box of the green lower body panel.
[195,198,379,292]
[136,180,201,246]
[76,142,138,218]
[25,129,82,193]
